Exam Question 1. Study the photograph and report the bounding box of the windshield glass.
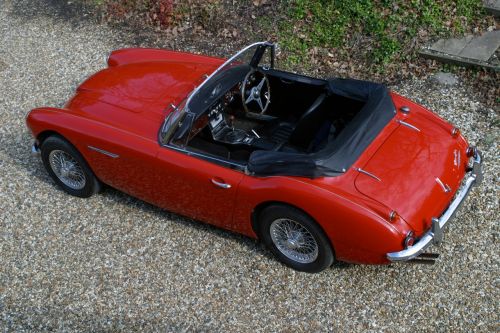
[159,42,273,144]
[159,98,187,144]
[185,42,270,114]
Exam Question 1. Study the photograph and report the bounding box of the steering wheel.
[241,69,271,114]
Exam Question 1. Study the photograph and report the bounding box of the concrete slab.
[429,35,474,55]
[459,30,500,61]
[421,30,500,70]
[484,0,500,16]
[419,49,499,71]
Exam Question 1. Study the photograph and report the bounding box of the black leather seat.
[288,92,327,148]
[270,92,328,150]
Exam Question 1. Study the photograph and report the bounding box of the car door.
[154,146,244,229]
[79,118,243,228]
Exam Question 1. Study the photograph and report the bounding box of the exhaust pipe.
[408,252,440,265]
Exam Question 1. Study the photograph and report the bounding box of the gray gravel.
[1,1,499,332]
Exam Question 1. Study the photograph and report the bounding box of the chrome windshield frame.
[159,41,274,144]
[184,41,273,113]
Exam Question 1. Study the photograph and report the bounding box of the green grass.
[277,0,484,68]
[84,0,485,72]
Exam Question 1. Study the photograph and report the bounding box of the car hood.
[354,103,468,234]
[77,60,220,114]
[67,60,220,139]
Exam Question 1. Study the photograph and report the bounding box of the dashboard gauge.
[208,101,225,130]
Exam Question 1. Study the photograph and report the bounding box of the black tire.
[258,204,334,273]
[40,135,101,198]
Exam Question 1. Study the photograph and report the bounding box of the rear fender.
[391,92,455,133]
[234,175,407,264]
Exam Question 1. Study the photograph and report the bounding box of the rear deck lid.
[354,114,466,233]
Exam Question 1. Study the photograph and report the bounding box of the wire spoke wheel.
[48,150,86,190]
[270,218,319,264]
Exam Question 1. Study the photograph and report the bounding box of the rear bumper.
[387,148,482,262]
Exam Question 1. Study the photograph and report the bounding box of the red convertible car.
[27,42,482,272]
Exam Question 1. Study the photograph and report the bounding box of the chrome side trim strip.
[88,146,119,158]
[355,167,381,182]
[166,144,246,170]
[387,148,482,262]
[398,120,421,132]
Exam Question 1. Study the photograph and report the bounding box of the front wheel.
[258,205,334,273]
[41,136,101,198]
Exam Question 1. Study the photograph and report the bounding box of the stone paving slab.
[420,30,500,71]
[459,30,500,61]
[419,49,499,70]
[429,35,474,55]
[484,0,500,16]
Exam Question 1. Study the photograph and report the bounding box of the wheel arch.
[36,130,82,156]
[251,200,335,254]
[36,130,101,181]
[36,130,64,145]
[38,131,102,197]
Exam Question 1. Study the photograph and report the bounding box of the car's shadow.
[91,186,354,270]
[1,131,355,271]
[100,185,355,271]
[1,132,278,260]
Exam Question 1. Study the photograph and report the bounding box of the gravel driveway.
[1,1,499,332]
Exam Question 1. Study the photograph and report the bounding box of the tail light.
[466,147,478,171]
[466,146,477,157]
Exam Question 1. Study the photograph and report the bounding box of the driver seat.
[271,92,328,150]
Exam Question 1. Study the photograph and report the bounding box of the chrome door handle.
[211,179,231,189]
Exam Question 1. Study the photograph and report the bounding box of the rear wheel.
[41,136,101,198]
[258,204,334,273]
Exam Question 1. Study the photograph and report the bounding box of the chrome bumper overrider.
[387,148,483,262]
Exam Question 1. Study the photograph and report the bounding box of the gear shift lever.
[228,115,235,131]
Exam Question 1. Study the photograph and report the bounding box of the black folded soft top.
[247,78,397,178]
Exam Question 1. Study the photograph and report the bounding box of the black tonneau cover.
[247,78,396,178]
